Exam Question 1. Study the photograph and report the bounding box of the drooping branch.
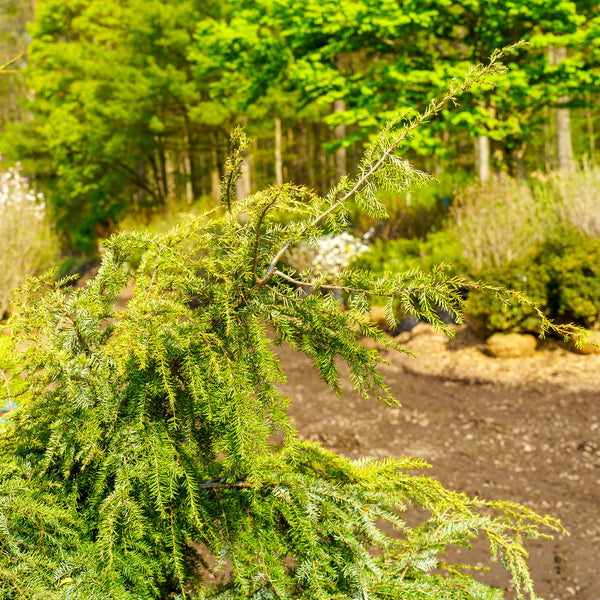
[253,191,281,283]
[260,45,522,284]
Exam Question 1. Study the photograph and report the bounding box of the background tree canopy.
[0,0,598,251]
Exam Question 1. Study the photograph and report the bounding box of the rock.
[409,322,438,338]
[573,330,600,355]
[397,315,420,332]
[393,322,452,353]
[486,333,537,358]
[367,305,391,330]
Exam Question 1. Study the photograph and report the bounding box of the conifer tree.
[0,49,575,600]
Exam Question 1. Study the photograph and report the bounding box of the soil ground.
[276,325,600,600]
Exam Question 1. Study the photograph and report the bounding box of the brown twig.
[253,191,281,283]
[199,479,252,490]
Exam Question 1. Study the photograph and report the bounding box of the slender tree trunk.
[285,126,295,182]
[475,135,491,183]
[542,105,553,172]
[306,121,316,190]
[149,153,165,205]
[333,99,347,182]
[183,113,201,200]
[318,123,328,195]
[549,46,574,171]
[211,131,221,201]
[294,121,307,185]
[557,103,574,170]
[158,140,170,204]
[274,117,283,185]
[511,142,528,180]
[198,154,207,197]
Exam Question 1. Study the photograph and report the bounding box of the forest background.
[1,0,600,333]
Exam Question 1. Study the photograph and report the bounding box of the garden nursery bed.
[277,324,599,600]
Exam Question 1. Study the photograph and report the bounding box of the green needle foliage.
[0,48,570,600]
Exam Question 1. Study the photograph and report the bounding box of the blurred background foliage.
[0,0,599,333]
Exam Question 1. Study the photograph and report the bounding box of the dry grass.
[0,167,58,318]
[533,164,600,238]
[450,175,553,274]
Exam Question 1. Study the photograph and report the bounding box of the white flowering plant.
[286,231,370,280]
[0,158,58,318]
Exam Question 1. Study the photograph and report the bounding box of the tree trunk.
[211,132,221,201]
[184,113,201,200]
[549,46,574,171]
[317,123,328,195]
[306,121,316,190]
[274,117,283,186]
[294,121,309,186]
[557,104,574,171]
[475,135,491,183]
[542,105,553,172]
[333,99,347,182]
[511,142,528,180]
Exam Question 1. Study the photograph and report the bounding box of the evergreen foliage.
[0,51,575,599]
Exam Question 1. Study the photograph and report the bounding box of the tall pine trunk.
[475,135,491,182]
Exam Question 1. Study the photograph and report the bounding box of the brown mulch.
[277,324,600,600]
[385,322,600,392]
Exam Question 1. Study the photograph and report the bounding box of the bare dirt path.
[276,327,600,600]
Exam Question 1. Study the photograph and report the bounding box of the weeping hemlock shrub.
[0,51,574,600]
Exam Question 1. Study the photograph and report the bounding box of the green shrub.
[543,228,600,328]
[353,229,465,277]
[0,57,568,600]
[466,260,550,334]
[465,228,600,333]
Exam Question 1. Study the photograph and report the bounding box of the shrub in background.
[542,228,600,328]
[0,160,58,318]
[466,228,600,334]
[0,56,571,600]
[439,171,600,334]
[353,229,464,276]
[466,259,550,334]
[450,175,554,276]
[533,164,600,238]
